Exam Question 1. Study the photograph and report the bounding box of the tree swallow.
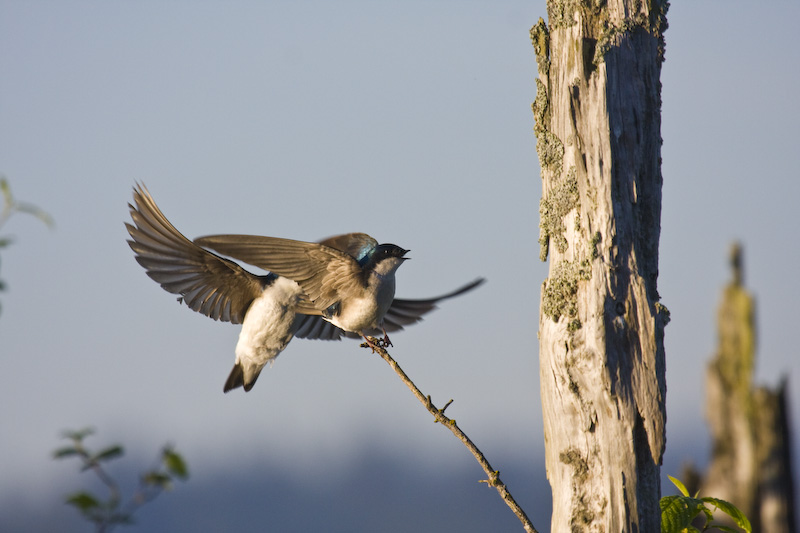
[194,232,411,350]
[126,184,484,393]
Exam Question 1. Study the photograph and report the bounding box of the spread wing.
[193,234,368,313]
[126,184,268,324]
[292,313,353,341]
[293,278,486,340]
[380,277,486,332]
[317,233,378,265]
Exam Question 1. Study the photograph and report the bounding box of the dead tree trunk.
[754,380,796,533]
[700,243,796,533]
[531,2,670,531]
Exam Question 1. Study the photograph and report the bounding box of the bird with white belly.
[126,184,484,393]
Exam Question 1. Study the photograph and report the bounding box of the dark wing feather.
[369,277,486,335]
[317,233,378,263]
[126,184,267,324]
[295,277,486,339]
[194,234,367,312]
[293,314,353,341]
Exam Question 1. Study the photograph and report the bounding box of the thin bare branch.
[364,340,538,533]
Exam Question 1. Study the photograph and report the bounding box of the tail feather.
[224,363,245,393]
[223,362,262,393]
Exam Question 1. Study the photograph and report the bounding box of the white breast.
[328,269,397,333]
[234,277,304,378]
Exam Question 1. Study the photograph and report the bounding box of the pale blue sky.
[1,1,798,531]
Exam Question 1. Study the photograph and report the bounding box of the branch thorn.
[479,470,501,487]
[441,399,454,414]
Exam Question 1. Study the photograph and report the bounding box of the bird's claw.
[360,335,392,352]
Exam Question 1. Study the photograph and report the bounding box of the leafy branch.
[0,177,54,232]
[660,476,751,533]
[53,428,189,533]
[0,177,54,313]
[364,340,538,533]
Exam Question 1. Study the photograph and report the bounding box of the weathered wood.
[702,244,758,517]
[531,1,669,530]
[701,244,796,533]
[754,380,796,533]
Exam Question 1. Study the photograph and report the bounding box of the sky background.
[1,1,799,531]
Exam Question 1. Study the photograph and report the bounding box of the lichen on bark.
[530,18,550,76]
[538,167,578,261]
[532,79,564,179]
[533,1,669,530]
[541,258,591,322]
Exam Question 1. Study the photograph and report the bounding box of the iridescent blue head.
[316,233,408,269]
[360,243,409,269]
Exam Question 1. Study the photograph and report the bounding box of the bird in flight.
[126,184,484,393]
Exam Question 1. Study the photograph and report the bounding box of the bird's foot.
[381,335,392,348]
[380,329,393,348]
[360,335,391,352]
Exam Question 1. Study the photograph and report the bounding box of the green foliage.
[661,476,751,533]
[0,176,54,315]
[162,448,189,480]
[0,178,55,228]
[54,427,189,532]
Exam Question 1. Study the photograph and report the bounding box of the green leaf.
[62,427,94,441]
[660,495,693,533]
[52,446,81,459]
[163,448,189,479]
[660,493,715,533]
[65,491,100,511]
[668,475,690,497]
[0,178,11,206]
[699,504,715,524]
[701,497,752,532]
[143,471,172,488]
[92,445,124,463]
